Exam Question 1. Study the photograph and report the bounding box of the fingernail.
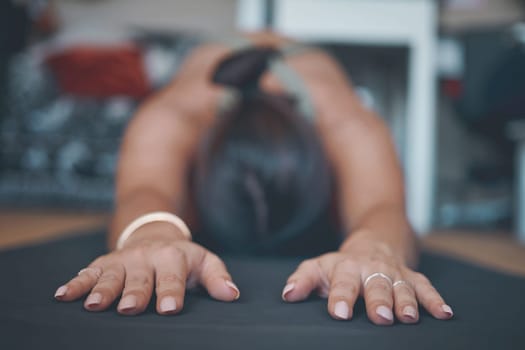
[225,280,240,300]
[86,292,102,307]
[281,283,295,301]
[442,304,454,317]
[376,305,394,321]
[160,297,177,313]
[54,285,68,298]
[334,301,349,320]
[403,305,417,319]
[118,295,137,311]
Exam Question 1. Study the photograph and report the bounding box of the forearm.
[108,92,206,251]
[339,203,419,268]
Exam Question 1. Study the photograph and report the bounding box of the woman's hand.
[54,234,240,315]
[281,233,453,325]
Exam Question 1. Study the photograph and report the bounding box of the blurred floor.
[1,210,524,277]
[0,210,110,249]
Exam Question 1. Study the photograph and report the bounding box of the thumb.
[282,258,325,302]
[197,252,240,302]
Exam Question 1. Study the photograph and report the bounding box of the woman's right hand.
[53,232,240,315]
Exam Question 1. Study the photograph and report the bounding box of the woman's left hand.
[281,234,453,325]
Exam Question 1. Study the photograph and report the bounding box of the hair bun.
[212,47,280,93]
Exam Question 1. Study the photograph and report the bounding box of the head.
[193,47,333,254]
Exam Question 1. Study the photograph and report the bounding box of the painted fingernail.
[403,305,417,319]
[376,305,394,321]
[118,295,137,311]
[442,304,454,317]
[54,285,68,298]
[160,297,177,313]
[86,292,102,307]
[334,301,349,320]
[225,280,240,300]
[281,283,295,301]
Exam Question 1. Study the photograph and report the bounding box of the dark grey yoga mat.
[0,230,524,349]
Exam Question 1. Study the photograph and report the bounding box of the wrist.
[119,221,190,249]
[339,228,417,265]
[339,230,393,254]
[114,211,192,250]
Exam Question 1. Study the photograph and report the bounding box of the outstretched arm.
[54,44,241,315]
[281,49,452,325]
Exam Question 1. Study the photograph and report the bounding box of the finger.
[327,260,361,320]
[282,258,324,302]
[411,273,453,320]
[54,266,103,301]
[84,263,125,312]
[117,262,154,315]
[393,280,419,324]
[197,251,239,302]
[363,272,395,325]
[153,246,189,315]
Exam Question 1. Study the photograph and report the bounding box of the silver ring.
[77,267,102,279]
[393,280,410,288]
[363,272,393,288]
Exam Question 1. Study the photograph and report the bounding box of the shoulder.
[278,47,365,128]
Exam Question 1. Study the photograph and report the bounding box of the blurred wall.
[55,0,238,37]
[441,0,524,31]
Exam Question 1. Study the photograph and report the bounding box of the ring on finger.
[78,267,102,279]
[363,272,393,288]
[393,280,411,289]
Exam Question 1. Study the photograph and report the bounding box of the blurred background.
[1,0,524,273]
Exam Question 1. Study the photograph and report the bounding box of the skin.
[54,31,453,325]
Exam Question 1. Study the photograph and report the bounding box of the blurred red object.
[442,78,463,100]
[45,45,151,99]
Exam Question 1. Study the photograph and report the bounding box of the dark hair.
[193,47,334,254]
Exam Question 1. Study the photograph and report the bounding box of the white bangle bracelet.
[116,211,192,250]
